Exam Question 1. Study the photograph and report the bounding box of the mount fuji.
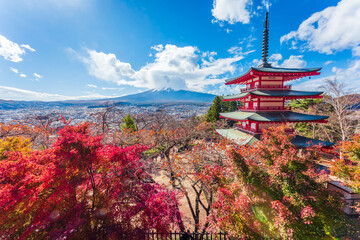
[109,88,216,104]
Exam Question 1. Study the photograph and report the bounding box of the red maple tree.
[206,125,345,239]
[0,123,181,239]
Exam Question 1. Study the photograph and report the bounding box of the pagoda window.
[262,76,282,80]
[261,101,283,107]
[261,80,282,88]
[245,102,249,108]
[242,122,246,127]
[253,102,258,109]
[251,123,256,129]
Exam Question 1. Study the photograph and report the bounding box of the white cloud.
[293,60,360,93]
[209,83,241,96]
[267,54,307,68]
[256,0,272,12]
[33,73,43,80]
[331,60,360,88]
[292,77,329,92]
[10,67,31,79]
[280,55,307,68]
[352,46,360,56]
[80,44,243,92]
[239,35,256,49]
[0,35,35,62]
[280,0,360,55]
[212,0,252,24]
[81,49,136,86]
[269,53,282,61]
[9,67,19,74]
[324,60,334,66]
[0,85,113,101]
[21,44,35,52]
[261,0,271,11]
[252,58,262,67]
[227,46,254,56]
[151,44,164,52]
[102,87,117,90]
[86,84,98,88]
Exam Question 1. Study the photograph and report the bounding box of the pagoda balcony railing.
[236,125,262,135]
[237,124,294,135]
[240,106,292,112]
[240,85,291,93]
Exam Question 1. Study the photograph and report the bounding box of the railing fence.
[116,232,229,240]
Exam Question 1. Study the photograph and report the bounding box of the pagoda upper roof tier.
[216,128,334,148]
[225,66,321,85]
[220,111,328,123]
[223,90,323,101]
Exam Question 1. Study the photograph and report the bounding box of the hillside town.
[0,103,211,123]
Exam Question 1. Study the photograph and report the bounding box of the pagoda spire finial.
[259,12,271,68]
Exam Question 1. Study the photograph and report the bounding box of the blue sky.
[0,0,359,101]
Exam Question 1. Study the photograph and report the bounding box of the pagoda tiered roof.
[225,66,321,85]
[223,90,323,101]
[216,128,334,148]
[220,111,328,123]
[215,12,333,149]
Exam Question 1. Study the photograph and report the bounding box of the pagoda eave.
[219,111,329,122]
[283,95,323,100]
[225,68,321,85]
[251,120,329,124]
[216,128,334,148]
[220,115,328,124]
[223,94,323,101]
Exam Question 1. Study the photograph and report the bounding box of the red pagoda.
[216,12,333,148]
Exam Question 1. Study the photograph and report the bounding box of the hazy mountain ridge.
[0,89,216,110]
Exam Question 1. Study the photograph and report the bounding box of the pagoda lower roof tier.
[223,90,323,101]
[220,111,328,123]
[216,129,260,145]
[225,66,321,85]
[216,128,334,148]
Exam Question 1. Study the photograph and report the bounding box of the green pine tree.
[289,99,325,139]
[206,96,222,122]
[227,100,239,112]
[288,98,323,111]
[121,114,137,132]
[206,96,240,122]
